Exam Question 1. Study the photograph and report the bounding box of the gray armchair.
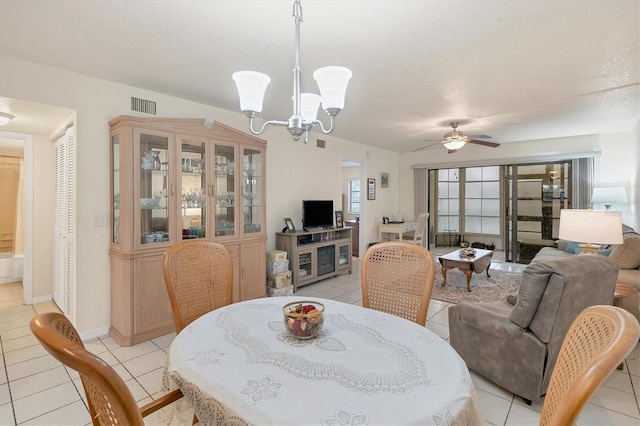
[448,255,619,403]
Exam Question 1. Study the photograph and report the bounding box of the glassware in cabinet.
[180,138,207,240]
[214,144,236,237]
[139,132,170,245]
[243,147,262,234]
[112,133,121,245]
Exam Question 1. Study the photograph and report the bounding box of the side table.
[613,283,637,308]
[613,283,638,370]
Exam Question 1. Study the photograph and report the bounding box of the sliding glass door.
[504,162,571,263]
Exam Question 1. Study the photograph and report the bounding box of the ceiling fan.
[414,121,500,153]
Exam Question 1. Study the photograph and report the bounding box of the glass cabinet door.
[180,138,207,240]
[243,147,262,234]
[214,144,236,237]
[139,132,170,246]
[112,133,120,245]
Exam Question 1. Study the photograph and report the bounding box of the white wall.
[0,54,399,335]
[32,134,54,300]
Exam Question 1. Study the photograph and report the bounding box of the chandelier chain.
[292,0,303,23]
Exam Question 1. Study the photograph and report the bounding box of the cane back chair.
[30,312,184,425]
[361,240,436,326]
[162,240,233,333]
[540,305,640,426]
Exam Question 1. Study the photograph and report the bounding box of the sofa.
[448,256,619,403]
[531,224,640,319]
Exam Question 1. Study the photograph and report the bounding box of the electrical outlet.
[92,214,108,227]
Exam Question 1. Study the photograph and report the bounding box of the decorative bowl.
[459,248,477,257]
[283,301,324,339]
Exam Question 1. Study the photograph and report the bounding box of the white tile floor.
[0,250,638,425]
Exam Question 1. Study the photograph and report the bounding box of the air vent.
[316,139,326,149]
[130,97,157,115]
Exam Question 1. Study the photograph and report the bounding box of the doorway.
[341,160,364,258]
[0,97,75,306]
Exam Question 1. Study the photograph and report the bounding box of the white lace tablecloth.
[164,296,482,425]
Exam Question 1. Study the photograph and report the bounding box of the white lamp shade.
[591,187,628,204]
[313,66,352,111]
[232,71,271,113]
[300,93,321,122]
[558,209,623,245]
[443,139,466,150]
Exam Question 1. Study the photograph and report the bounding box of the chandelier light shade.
[0,112,15,126]
[232,0,351,142]
[313,66,352,112]
[558,209,623,255]
[590,186,628,210]
[232,71,271,114]
[300,93,321,122]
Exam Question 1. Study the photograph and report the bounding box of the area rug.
[430,262,521,304]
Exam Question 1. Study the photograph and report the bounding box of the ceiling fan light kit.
[417,121,501,152]
[232,0,352,143]
[0,112,15,126]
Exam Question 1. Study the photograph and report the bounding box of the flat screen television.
[302,200,334,230]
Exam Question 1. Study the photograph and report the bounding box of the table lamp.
[591,187,628,210]
[558,209,623,255]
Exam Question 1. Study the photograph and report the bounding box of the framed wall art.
[335,210,344,227]
[380,172,389,188]
[367,178,376,200]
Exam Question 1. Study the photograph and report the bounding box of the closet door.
[53,127,76,323]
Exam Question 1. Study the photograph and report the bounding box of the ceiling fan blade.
[468,139,500,148]
[447,149,457,154]
[468,134,492,139]
[412,142,442,152]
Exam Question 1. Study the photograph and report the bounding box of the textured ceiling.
[0,0,638,153]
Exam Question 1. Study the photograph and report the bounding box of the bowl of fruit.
[283,301,325,339]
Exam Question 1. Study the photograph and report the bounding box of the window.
[437,169,459,232]
[465,166,500,235]
[348,179,360,214]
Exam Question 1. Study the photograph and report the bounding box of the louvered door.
[53,127,76,323]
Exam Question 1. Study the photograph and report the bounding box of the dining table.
[163,296,483,425]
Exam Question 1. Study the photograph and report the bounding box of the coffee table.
[438,248,494,292]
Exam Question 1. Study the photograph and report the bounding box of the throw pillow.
[609,235,640,269]
[598,249,612,256]
[565,241,581,254]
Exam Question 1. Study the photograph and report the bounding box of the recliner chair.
[448,255,619,403]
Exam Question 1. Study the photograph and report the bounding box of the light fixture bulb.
[0,112,15,126]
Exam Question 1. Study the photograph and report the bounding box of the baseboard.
[80,326,111,341]
[32,294,52,304]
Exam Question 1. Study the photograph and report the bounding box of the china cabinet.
[109,116,266,345]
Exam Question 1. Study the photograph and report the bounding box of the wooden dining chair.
[30,312,185,426]
[163,240,233,333]
[402,212,429,247]
[539,305,640,426]
[361,241,436,326]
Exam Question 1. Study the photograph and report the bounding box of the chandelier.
[442,122,467,150]
[232,0,352,143]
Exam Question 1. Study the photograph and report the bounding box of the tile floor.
[0,249,639,425]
